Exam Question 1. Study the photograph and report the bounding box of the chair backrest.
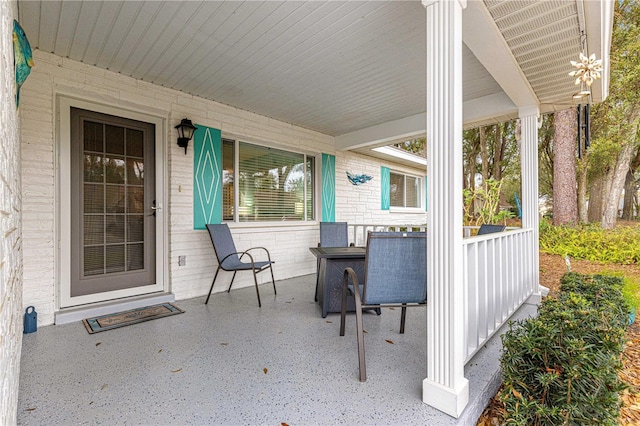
[206,224,240,267]
[477,224,506,235]
[319,222,349,247]
[362,232,427,305]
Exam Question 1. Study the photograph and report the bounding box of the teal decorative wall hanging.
[346,171,372,185]
[193,125,222,229]
[321,154,336,221]
[13,20,33,108]
[381,166,390,210]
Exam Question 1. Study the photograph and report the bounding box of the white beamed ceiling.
[18,0,612,147]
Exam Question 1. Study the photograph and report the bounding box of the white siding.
[20,50,425,325]
[1,0,23,423]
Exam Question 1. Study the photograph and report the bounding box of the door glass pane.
[127,244,144,270]
[105,245,125,273]
[105,186,125,213]
[106,215,125,244]
[84,246,104,276]
[127,215,144,242]
[105,125,125,155]
[127,187,144,213]
[105,156,125,184]
[84,155,104,182]
[84,185,104,213]
[126,159,144,185]
[126,129,144,157]
[84,121,103,152]
[84,215,104,245]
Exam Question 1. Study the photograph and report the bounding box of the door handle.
[149,200,161,217]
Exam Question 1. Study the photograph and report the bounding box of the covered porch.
[18,274,537,425]
[0,0,614,423]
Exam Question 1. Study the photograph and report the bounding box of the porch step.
[54,292,176,325]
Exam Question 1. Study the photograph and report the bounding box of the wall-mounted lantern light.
[175,118,197,154]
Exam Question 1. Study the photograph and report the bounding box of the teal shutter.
[193,125,222,229]
[321,153,336,221]
[424,175,428,211]
[381,166,390,210]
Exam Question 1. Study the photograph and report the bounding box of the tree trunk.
[552,108,578,226]
[493,124,503,180]
[602,142,636,228]
[622,147,640,220]
[577,158,588,223]
[480,126,489,182]
[588,174,605,222]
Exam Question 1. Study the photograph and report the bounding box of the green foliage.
[499,273,629,425]
[539,219,640,264]
[463,178,515,225]
[392,137,426,157]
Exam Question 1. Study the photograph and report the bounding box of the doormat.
[82,303,184,334]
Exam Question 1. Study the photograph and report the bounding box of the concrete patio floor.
[17,274,537,425]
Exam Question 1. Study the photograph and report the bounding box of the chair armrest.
[340,267,361,336]
[241,246,273,262]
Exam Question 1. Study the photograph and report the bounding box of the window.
[222,139,315,222]
[390,172,421,208]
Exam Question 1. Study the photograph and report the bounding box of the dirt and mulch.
[477,252,640,425]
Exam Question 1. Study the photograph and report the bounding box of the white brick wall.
[1,1,24,423]
[20,50,426,325]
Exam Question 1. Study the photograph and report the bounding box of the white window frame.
[389,170,424,212]
[221,137,317,224]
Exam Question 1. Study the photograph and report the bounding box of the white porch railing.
[462,228,536,362]
[348,224,427,247]
[346,224,536,365]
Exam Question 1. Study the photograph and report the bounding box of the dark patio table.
[309,246,366,318]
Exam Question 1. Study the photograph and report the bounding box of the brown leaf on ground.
[263,368,268,374]
[385,339,394,344]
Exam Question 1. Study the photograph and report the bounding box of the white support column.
[422,0,469,418]
[519,106,543,301]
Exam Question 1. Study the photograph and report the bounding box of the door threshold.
[55,292,175,325]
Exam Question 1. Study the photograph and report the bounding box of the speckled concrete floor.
[17,274,537,426]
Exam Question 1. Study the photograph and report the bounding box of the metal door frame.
[57,96,167,309]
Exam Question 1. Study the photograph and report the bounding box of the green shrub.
[499,273,629,425]
[538,219,640,264]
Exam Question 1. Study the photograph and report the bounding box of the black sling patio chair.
[315,221,353,301]
[477,224,506,235]
[340,231,427,381]
[205,223,276,307]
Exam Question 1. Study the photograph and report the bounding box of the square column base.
[423,377,469,418]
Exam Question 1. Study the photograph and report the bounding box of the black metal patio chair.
[315,222,352,301]
[339,231,427,381]
[477,224,506,235]
[205,223,276,307]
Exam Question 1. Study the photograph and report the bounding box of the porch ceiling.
[18,0,612,148]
